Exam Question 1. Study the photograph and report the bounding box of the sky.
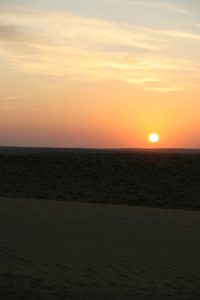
[0,0,200,148]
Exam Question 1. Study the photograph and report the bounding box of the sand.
[0,197,200,299]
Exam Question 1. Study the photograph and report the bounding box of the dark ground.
[1,198,200,300]
[0,147,200,209]
[1,147,200,299]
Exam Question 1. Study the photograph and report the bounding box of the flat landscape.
[1,198,200,299]
[0,148,200,209]
[1,148,200,299]
[2,0,200,298]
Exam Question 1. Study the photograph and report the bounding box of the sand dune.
[0,197,200,299]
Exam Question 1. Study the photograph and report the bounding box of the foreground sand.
[0,198,200,299]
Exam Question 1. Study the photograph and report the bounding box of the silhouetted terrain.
[1,148,200,299]
[0,147,200,209]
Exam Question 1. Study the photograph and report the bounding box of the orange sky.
[0,0,200,148]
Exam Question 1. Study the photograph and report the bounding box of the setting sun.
[148,133,160,143]
[0,0,199,149]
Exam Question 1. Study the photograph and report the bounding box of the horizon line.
[0,145,200,151]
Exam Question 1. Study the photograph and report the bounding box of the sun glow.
[148,133,160,143]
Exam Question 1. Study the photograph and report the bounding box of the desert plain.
[0,148,200,299]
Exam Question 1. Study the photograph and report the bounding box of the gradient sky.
[0,0,200,148]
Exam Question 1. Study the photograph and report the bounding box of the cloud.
[0,4,199,92]
[129,1,187,14]
[0,23,31,42]
[88,0,187,14]
[152,29,200,41]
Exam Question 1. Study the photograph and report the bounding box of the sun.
[148,133,160,143]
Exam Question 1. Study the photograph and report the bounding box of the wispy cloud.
[152,29,200,41]
[0,4,199,92]
[129,1,188,14]
[93,0,187,14]
[0,23,33,43]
